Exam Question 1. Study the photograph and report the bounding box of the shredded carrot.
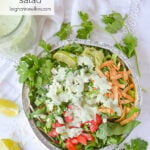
[115,107,126,122]
[123,84,134,93]
[100,60,113,69]
[95,67,105,77]
[120,112,139,125]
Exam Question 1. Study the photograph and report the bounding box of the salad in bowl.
[18,40,141,150]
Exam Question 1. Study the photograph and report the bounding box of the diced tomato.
[52,122,64,128]
[69,126,77,129]
[68,105,73,110]
[84,121,92,124]
[63,111,67,116]
[66,139,76,150]
[54,140,59,144]
[71,138,79,144]
[90,120,99,133]
[48,129,59,137]
[77,134,87,145]
[65,116,73,123]
[96,114,102,125]
[81,133,95,142]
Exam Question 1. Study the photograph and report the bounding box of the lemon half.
[0,139,21,150]
[0,99,19,117]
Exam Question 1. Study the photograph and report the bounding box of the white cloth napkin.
[1,0,149,150]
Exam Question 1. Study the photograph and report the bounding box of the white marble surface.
[0,0,150,149]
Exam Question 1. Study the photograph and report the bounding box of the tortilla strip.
[115,107,126,122]
[120,112,139,125]
[95,67,105,77]
[122,92,135,101]
[100,60,113,69]
[123,84,134,93]
[120,99,135,104]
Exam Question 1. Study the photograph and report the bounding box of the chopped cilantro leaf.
[124,138,148,150]
[39,40,52,54]
[115,33,141,76]
[76,11,94,39]
[55,23,72,40]
[102,11,127,33]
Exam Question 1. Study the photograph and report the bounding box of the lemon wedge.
[53,51,77,67]
[0,139,21,150]
[0,99,19,117]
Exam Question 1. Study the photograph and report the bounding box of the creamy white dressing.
[0,16,22,37]
[46,56,121,138]
[56,126,83,140]
[78,56,94,69]
[90,74,111,94]
[67,104,98,126]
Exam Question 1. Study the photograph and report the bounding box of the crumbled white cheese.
[102,117,107,123]
[51,68,57,75]
[90,74,111,94]
[68,104,99,127]
[55,67,67,81]
[56,126,83,140]
[78,56,94,69]
[45,100,54,111]
[55,116,64,124]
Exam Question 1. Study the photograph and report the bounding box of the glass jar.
[0,16,37,58]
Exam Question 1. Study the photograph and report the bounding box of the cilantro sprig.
[102,11,127,33]
[55,11,93,40]
[76,11,94,39]
[39,40,52,54]
[114,29,140,76]
[123,138,148,150]
[17,40,53,104]
[17,41,53,88]
[115,33,137,58]
[55,23,72,40]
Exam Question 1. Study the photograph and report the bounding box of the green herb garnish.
[102,11,127,33]
[55,23,72,40]
[76,11,94,39]
[123,138,148,150]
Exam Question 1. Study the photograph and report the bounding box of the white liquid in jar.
[0,16,22,37]
[0,16,37,58]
